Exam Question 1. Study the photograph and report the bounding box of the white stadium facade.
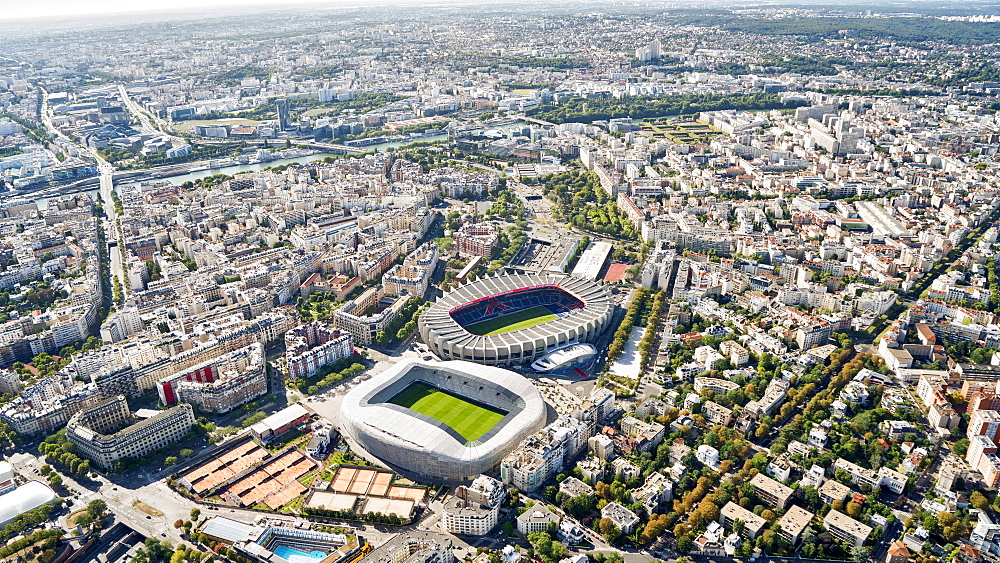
[339,359,547,482]
[418,273,614,367]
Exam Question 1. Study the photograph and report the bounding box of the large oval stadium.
[340,359,547,482]
[418,273,614,367]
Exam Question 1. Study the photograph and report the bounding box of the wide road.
[38,86,125,303]
[117,84,178,141]
[98,160,126,301]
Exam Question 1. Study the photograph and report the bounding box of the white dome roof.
[0,481,56,526]
[0,461,14,482]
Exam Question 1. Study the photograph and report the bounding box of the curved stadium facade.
[418,273,614,367]
[340,359,547,482]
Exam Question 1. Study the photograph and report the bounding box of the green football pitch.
[387,381,508,442]
[463,305,558,336]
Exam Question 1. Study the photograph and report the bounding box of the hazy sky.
[1,0,337,19]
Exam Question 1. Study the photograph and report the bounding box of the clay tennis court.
[305,490,359,512]
[180,440,269,494]
[312,466,428,519]
[361,497,414,518]
[331,467,358,493]
[603,262,631,283]
[348,468,377,495]
[328,466,427,500]
[222,449,317,509]
[330,466,395,497]
[387,486,426,501]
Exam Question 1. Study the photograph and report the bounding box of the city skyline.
[1,0,440,20]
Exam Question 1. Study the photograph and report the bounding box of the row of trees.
[0,499,61,543]
[0,112,50,146]
[40,429,91,476]
[714,55,851,77]
[489,224,527,274]
[294,359,366,396]
[451,54,588,71]
[301,505,408,525]
[563,235,591,273]
[636,291,666,376]
[673,14,1000,46]
[527,93,803,124]
[376,297,427,344]
[0,529,63,563]
[606,288,650,362]
[987,257,1000,312]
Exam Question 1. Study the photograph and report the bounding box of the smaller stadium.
[386,381,507,442]
[419,273,614,367]
[340,359,547,482]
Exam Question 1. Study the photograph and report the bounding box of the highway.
[116,84,178,142]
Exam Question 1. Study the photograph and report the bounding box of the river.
[35,123,528,209]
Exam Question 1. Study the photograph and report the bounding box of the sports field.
[387,382,508,442]
[463,305,558,336]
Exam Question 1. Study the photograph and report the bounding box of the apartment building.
[441,475,505,536]
[750,473,792,509]
[559,476,594,500]
[157,343,267,414]
[66,395,194,470]
[776,505,814,545]
[284,323,354,380]
[516,504,560,535]
[454,223,499,258]
[702,400,733,426]
[500,416,588,492]
[719,501,767,539]
[818,479,853,505]
[333,287,409,345]
[619,415,665,453]
[631,472,673,514]
[824,509,872,548]
[719,340,750,366]
[601,502,640,535]
[744,377,789,418]
[833,458,907,494]
[382,242,438,298]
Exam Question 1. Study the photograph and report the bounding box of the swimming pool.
[272,545,328,563]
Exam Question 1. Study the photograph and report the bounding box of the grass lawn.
[387,382,507,442]
[67,509,90,527]
[132,500,163,517]
[463,305,558,336]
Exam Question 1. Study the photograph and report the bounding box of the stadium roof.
[340,359,547,482]
[0,481,56,526]
[201,516,259,543]
[419,273,613,363]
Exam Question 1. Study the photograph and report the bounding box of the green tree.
[953,438,970,456]
[971,491,990,510]
[87,499,108,520]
